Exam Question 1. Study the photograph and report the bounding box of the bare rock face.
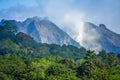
[0,16,81,48]
[1,17,120,54]
[82,22,120,54]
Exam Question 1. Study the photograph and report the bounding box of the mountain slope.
[0,17,81,48]
[98,24,120,53]
[1,17,120,54]
[77,22,120,54]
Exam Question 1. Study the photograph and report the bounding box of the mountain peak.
[99,24,106,29]
[14,17,81,48]
[23,16,49,26]
[24,16,49,22]
[84,22,98,29]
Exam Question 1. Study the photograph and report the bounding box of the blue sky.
[0,0,120,34]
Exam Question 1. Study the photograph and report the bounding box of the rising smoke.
[0,0,119,52]
[60,13,102,52]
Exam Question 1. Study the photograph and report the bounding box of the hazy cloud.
[0,0,120,52]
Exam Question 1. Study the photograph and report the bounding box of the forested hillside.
[0,21,120,80]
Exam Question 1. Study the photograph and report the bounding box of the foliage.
[0,22,120,80]
[0,39,19,54]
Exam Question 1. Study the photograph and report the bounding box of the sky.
[0,0,120,34]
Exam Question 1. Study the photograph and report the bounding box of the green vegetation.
[0,21,120,80]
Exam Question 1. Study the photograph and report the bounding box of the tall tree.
[77,50,96,78]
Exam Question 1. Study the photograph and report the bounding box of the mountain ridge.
[81,22,120,54]
[0,16,120,54]
[0,17,81,48]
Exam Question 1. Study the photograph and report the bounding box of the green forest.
[0,21,120,80]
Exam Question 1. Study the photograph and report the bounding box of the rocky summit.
[0,16,81,48]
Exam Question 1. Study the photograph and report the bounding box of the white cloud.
[0,0,120,52]
[58,12,102,53]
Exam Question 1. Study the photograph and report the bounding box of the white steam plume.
[60,13,102,53]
